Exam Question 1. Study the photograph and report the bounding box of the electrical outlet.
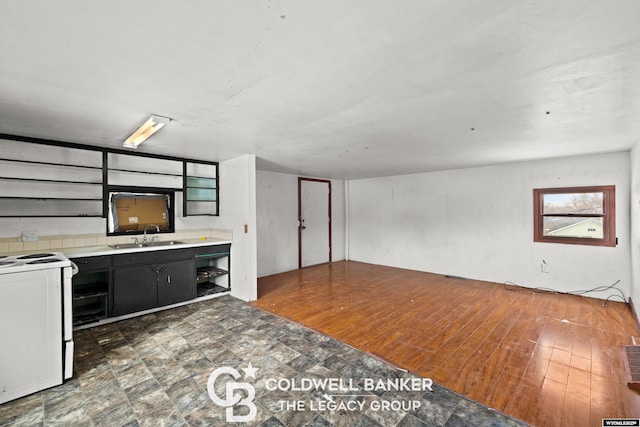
[21,231,38,242]
[541,260,548,274]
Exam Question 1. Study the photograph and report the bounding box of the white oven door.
[0,269,63,404]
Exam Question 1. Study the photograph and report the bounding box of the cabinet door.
[158,259,196,306]
[112,266,157,316]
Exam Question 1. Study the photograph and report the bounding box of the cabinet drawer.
[71,256,112,271]
[193,244,231,258]
[113,248,194,267]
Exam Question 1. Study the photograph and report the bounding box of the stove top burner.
[17,253,56,260]
[27,258,62,265]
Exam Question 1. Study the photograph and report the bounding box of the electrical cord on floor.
[503,279,625,307]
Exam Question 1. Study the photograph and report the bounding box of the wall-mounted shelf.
[0,140,103,217]
[0,198,103,217]
[107,153,184,189]
[0,134,220,218]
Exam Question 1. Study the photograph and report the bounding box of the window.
[533,185,616,247]
[107,187,175,236]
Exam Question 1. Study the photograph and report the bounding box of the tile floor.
[0,296,527,426]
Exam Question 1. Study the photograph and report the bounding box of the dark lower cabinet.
[112,249,196,317]
[112,265,158,316]
[157,259,196,306]
[73,244,226,327]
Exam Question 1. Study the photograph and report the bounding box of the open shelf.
[194,244,230,296]
[197,283,230,298]
[73,311,107,327]
[197,267,228,281]
[0,197,104,217]
[71,259,110,328]
[0,140,104,217]
[108,167,182,177]
[73,285,109,300]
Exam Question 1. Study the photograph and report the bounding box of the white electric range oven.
[0,252,76,404]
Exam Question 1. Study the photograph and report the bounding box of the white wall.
[0,217,103,239]
[348,152,631,300]
[212,155,258,302]
[331,179,346,264]
[629,144,640,319]
[256,170,345,277]
[256,171,298,276]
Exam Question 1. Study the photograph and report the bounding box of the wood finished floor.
[251,260,640,427]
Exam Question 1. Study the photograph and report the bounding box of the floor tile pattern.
[0,296,527,426]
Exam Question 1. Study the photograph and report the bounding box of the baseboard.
[629,297,640,333]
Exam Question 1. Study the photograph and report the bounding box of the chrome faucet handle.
[151,236,159,243]
[131,237,140,244]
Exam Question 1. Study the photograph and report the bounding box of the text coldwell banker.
[265,377,434,393]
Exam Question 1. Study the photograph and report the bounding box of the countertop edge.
[62,238,232,258]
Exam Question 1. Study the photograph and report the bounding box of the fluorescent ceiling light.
[123,114,171,148]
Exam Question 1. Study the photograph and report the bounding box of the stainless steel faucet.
[143,224,160,243]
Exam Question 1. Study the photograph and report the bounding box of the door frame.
[298,177,332,269]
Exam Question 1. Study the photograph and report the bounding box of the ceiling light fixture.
[123,114,172,148]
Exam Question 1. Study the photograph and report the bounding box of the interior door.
[299,178,331,268]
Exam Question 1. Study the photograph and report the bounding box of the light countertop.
[28,237,231,258]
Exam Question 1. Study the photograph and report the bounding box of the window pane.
[186,188,217,201]
[542,216,603,238]
[542,192,603,214]
[187,177,216,188]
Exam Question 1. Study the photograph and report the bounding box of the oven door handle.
[70,261,79,276]
[62,263,75,380]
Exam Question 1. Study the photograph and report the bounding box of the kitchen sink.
[146,240,184,247]
[109,240,184,249]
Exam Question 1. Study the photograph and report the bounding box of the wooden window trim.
[533,185,616,247]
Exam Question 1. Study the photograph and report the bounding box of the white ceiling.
[1,1,639,179]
